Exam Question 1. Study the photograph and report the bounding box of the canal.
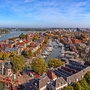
[45,41,60,63]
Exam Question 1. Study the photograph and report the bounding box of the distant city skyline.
[0,0,90,28]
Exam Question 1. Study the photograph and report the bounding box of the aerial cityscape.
[0,0,90,90]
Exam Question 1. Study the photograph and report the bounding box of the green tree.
[33,35,38,41]
[73,82,83,90]
[74,54,77,59]
[19,33,26,39]
[79,78,90,90]
[12,51,17,56]
[2,53,8,60]
[25,34,28,40]
[11,55,25,73]
[48,58,64,68]
[84,71,90,85]
[31,58,47,74]
[64,86,74,90]
[82,56,86,61]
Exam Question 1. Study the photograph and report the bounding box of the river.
[0,31,45,41]
[0,31,32,41]
[45,41,60,63]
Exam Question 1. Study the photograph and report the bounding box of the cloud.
[1,0,90,27]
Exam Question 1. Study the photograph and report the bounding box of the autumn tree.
[31,58,47,74]
[6,52,11,58]
[48,58,64,68]
[2,53,9,60]
[0,51,3,59]
[11,55,25,73]
[33,35,38,41]
[26,50,34,58]
[44,36,48,44]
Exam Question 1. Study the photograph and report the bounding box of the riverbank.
[0,31,45,41]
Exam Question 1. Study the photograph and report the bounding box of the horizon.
[0,0,90,28]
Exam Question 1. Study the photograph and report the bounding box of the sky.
[0,0,90,28]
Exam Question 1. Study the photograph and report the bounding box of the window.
[68,80,71,85]
[76,79,78,81]
[61,82,63,85]
[58,83,61,86]
[81,75,83,78]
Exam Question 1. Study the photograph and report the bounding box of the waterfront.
[45,41,60,63]
[0,31,30,41]
[0,31,45,41]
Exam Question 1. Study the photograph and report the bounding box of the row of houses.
[31,61,90,90]
[0,32,45,55]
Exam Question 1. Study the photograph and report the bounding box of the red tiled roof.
[73,39,81,44]
[0,60,2,63]
[16,42,25,45]
[25,48,29,52]
[47,70,57,80]
[13,87,18,90]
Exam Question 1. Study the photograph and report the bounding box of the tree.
[26,50,34,58]
[84,71,90,85]
[12,51,17,56]
[6,52,11,58]
[0,51,3,59]
[11,55,25,73]
[64,86,74,90]
[79,78,90,90]
[25,34,28,40]
[26,51,30,58]
[82,56,86,61]
[73,82,83,90]
[19,33,26,39]
[33,35,38,41]
[2,53,8,60]
[74,54,77,59]
[31,58,47,74]
[28,50,34,57]
[44,36,48,44]
[48,58,64,68]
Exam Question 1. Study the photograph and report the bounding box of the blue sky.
[0,0,90,28]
